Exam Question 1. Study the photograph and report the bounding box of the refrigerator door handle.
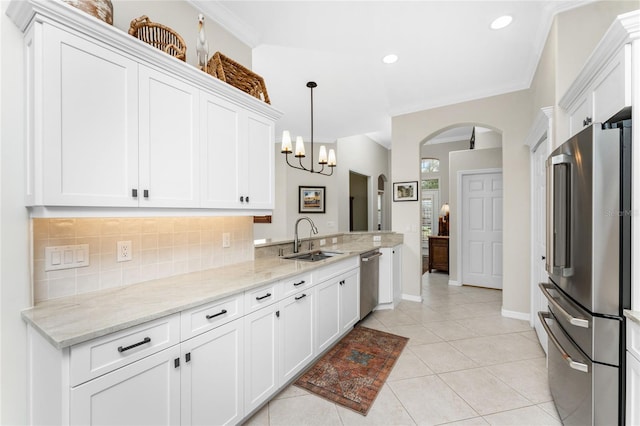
[547,153,574,277]
[538,283,589,328]
[538,311,589,373]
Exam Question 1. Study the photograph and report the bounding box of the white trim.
[526,107,553,328]
[456,168,503,289]
[402,294,422,303]
[559,10,640,111]
[501,308,531,322]
[524,107,553,150]
[448,279,461,287]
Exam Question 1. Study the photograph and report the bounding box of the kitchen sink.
[283,250,343,262]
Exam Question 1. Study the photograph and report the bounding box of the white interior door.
[461,172,503,289]
[532,138,549,353]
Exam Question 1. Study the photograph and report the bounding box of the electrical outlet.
[222,233,231,248]
[117,241,132,262]
[373,235,382,242]
[319,239,326,246]
[332,237,338,244]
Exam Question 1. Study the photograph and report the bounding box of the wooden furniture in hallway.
[428,236,449,273]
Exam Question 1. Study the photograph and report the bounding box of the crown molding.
[559,10,640,111]
[6,0,282,121]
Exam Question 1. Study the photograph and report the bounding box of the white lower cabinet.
[315,278,341,353]
[315,267,360,353]
[181,320,244,426]
[244,303,280,414]
[378,245,403,309]
[280,290,315,383]
[27,259,364,425]
[627,319,640,425]
[70,345,182,426]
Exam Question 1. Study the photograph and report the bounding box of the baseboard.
[402,294,423,303]
[448,279,461,286]
[501,308,531,321]
[374,303,394,311]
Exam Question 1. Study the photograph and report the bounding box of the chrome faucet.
[294,216,318,253]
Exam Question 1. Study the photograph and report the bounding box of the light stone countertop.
[625,310,640,326]
[22,239,401,350]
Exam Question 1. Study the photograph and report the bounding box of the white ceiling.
[193,0,589,148]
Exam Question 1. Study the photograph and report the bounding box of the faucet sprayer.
[294,216,318,253]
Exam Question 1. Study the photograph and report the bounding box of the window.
[422,178,439,190]
[421,158,440,174]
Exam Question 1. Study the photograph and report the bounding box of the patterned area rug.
[295,326,408,415]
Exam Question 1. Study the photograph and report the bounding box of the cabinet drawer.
[281,273,313,297]
[245,281,281,313]
[181,294,244,340]
[70,313,180,387]
[312,256,359,283]
[628,318,640,360]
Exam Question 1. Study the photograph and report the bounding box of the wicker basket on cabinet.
[207,52,270,104]
[128,15,186,62]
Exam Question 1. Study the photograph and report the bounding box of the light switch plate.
[45,244,89,271]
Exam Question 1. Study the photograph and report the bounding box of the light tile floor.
[243,272,559,426]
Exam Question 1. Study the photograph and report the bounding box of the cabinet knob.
[132,189,138,198]
[583,117,592,127]
[240,196,244,202]
[143,189,149,198]
[245,196,249,203]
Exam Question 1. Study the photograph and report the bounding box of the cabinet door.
[280,291,314,383]
[139,66,199,207]
[244,304,279,414]
[392,246,403,306]
[378,248,393,304]
[315,278,341,353]
[627,351,640,426]
[200,93,242,208]
[181,320,244,426]
[41,25,139,207]
[70,346,181,426]
[567,94,592,138]
[244,112,275,209]
[340,269,360,333]
[592,45,631,124]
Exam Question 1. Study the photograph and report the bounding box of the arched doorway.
[420,124,503,290]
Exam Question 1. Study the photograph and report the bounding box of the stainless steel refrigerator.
[538,115,631,425]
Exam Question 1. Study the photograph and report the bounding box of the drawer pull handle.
[117,337,151,353]
[256,293,272,301]
[206,309,228,320]
[295,293,307,301]
[293,280,306,286]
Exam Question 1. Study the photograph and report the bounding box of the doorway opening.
[349,171,369,232]
[419,124,503,287]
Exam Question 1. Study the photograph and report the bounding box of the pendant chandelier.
[280,81,336,176]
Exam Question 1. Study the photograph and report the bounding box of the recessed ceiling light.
[382,54,398,64]
[490,15,513,30]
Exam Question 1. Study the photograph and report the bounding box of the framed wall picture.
[299,186,326,213]
[393,181,418,201]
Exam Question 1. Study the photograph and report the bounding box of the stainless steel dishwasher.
[360,249,382,319]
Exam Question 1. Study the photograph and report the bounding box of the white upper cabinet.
[139,66,200,208]
[560,11,638,139]
[10,0,282,214]
[200,94,275,209]
[38,25,139,207]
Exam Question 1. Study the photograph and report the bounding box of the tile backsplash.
[32,216,254,303]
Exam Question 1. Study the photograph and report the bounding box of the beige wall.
[112,0,252,69]
[448,148,503,286]
[392,89,532,312]
[254,134,390,241]
[421,139,472,209]
[395,0,639,314]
